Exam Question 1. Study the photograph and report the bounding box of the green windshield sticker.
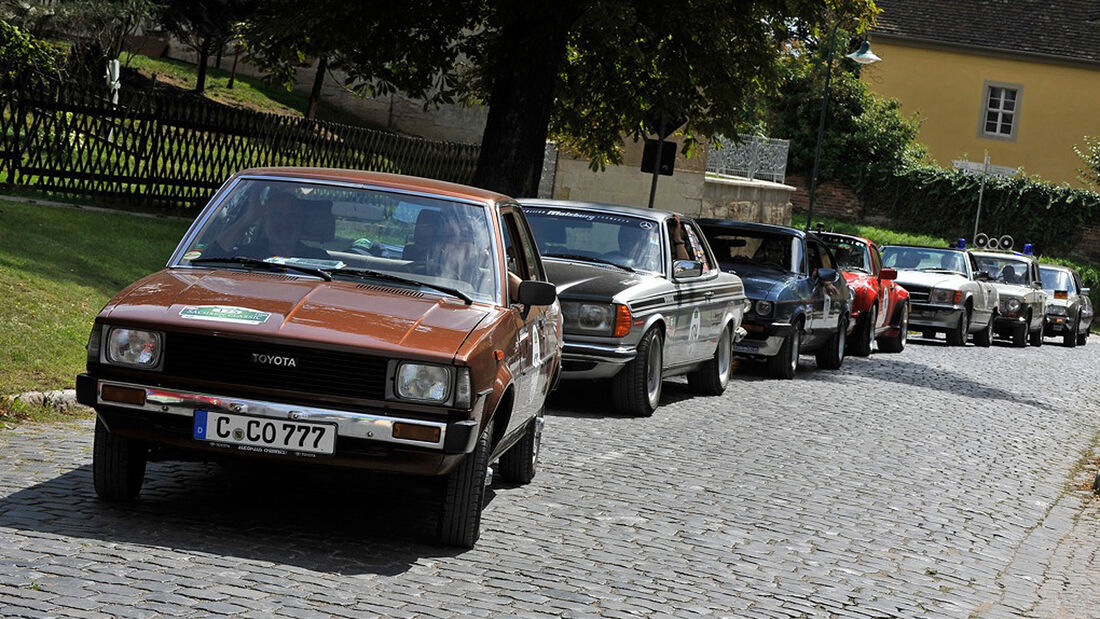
[179,305,271,325]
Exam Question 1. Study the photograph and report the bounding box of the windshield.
[702,227,798,273]
[1040,268,1075,293]
[523,207,663,273]
[974,255,1030,285]
[881,247,968,275]
[177,178,498,303]
[821,237,870,273]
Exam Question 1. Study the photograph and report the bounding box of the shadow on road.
[546,377,698,418]
[0,461,496,575]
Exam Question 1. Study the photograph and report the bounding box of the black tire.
[687,325,733,395]
[439,427,491,548]
[612,327,663,417]
[498,408,543,485]
[877,302,908,354]
[1029,314,1044,347]
[816,314,848,370]
[1011,321,1027,348]
[1079,328,1089,346]
[945,309,969,346]
[973,313,993,348]
[92,417,147,502]
[766,320,802,379]
[1064,315,1078,347]
[850,303,876,357]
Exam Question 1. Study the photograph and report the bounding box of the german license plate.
[733,343,760,353]
[192,410,336,455]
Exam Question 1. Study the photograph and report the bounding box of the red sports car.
[817,232,911,355]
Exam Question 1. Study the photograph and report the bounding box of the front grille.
[164,332,388,400]
[904,284,930,303]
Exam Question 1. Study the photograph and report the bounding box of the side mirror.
[1082,287,1091,295]
[517,280,557,307]
[1032,281,1043,289]
[976,271,991,282]
[879,268,897,281]
[817,267,838,283]
[673,259,704,279]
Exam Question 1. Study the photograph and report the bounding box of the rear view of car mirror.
[976,271,991,282]
[879,268,897,281]
[518,280,557,307]
[673,260,704,279]
[817,268,838,283]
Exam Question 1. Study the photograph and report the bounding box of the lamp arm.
[805,20,841,233]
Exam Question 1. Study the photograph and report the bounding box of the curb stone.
[1,389,87,413]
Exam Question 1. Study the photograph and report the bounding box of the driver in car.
[205,189,329,260]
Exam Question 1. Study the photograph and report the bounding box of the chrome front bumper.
[909,303,963,330]
[82,377,477,453]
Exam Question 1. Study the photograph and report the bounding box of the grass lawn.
[0,199,190,402]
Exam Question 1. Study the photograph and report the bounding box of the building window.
[979,82,1022,141]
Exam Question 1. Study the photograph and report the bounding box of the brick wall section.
[786,173,864,221]
[1076,225,1100,262]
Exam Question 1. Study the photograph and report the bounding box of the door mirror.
[673,260,704,279]
[816,267,838,283]
[1082,287,1091,295]
[517,280,557,307]
[879,268,897,281]
[1032,281,1043,289]
[976,271,991,282]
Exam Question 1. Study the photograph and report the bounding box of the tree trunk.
[471,5,580,197]
[195,37,212,94]
[306,56,328,120]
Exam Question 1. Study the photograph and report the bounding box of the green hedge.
[849,165,1100,258]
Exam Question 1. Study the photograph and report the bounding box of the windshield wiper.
[543,253,635,273]
[189,256,332,281]
[845,266,871,274]
[920,268,964,275]
[328,268,473,304]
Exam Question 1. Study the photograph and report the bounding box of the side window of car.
[510,210,545,281]
[682,223,713,273]
[499,213,528,280]
[869,245,882,274]
[809,240,833,270]
[807,240,823,272]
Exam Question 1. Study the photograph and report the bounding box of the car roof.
[1039,264,1075,274]
[971,250,1038,262]
[695,218,807,238]
[881,243,966,253]
[518,199,679,222]
[235,167,512,206]
[816,231,874,247]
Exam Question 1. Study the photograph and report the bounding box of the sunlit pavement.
[2,334,1099,617]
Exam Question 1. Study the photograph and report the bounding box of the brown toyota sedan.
[76,168,562,547]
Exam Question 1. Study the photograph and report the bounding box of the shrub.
[0,19,62,84]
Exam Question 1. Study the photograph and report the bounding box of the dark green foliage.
[0,19,62,83]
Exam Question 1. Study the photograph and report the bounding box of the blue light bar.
[957,238,966,249]
[1023,243,1033,255]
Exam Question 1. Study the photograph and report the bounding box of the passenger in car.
[208,189,329,260]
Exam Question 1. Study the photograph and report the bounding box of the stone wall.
[786,173,863,221]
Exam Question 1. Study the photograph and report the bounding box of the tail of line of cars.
[77,168,1094,548]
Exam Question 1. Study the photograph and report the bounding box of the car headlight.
[562,302,613,332]
[930,288,962,304]
[754,300,773,316]
[394,362,452,403]
[1047,305,1067,316]
[104,327,162,368]
[1001,297,1021,313]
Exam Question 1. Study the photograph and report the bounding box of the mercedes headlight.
[1001,297,1021,313]
[754,300,773,316]
[1047,305,1067,316]
[104,327,162,368]
[394,362,453,403]
[562,302,613,332]
[930,288,961,305]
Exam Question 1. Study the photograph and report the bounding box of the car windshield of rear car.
[974,255,1031,286]
[881,247,968,276]
[1040,268,1075,294]
[704,229,799,274]
[176,178,499,303]
[523,207,664,274]
[822,238,870,274]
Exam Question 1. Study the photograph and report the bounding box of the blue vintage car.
[697,220,853,379]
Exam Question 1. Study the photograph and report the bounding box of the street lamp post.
[803,28,881,232]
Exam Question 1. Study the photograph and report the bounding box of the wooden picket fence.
[0,79,481,212]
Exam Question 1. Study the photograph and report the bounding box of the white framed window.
[979,82,1022,141]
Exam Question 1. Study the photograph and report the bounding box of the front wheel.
[1011,321,1027,348]
[439,427,491,548]
[687,325,733,395]
[498,408,543,485]
[1078,325,1089,346]
[945,309,969,346]
[1029,316,1044,347]
[877,302,908,353]
[766,321,802,379]
[93,417,147,502]
[816,315,848,370]
[612,328,663,416]
[849,303,876,357]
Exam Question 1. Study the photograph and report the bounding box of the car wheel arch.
[487,385,515,454]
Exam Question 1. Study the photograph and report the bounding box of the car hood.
[1047,297,1073,309]
[101,269,492,361]
[543,259,660,302]
[989,282,1029,299]
[720,262,796,300]
[894,270,968,290]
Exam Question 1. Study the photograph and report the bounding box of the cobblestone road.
[3,336,1100,618]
